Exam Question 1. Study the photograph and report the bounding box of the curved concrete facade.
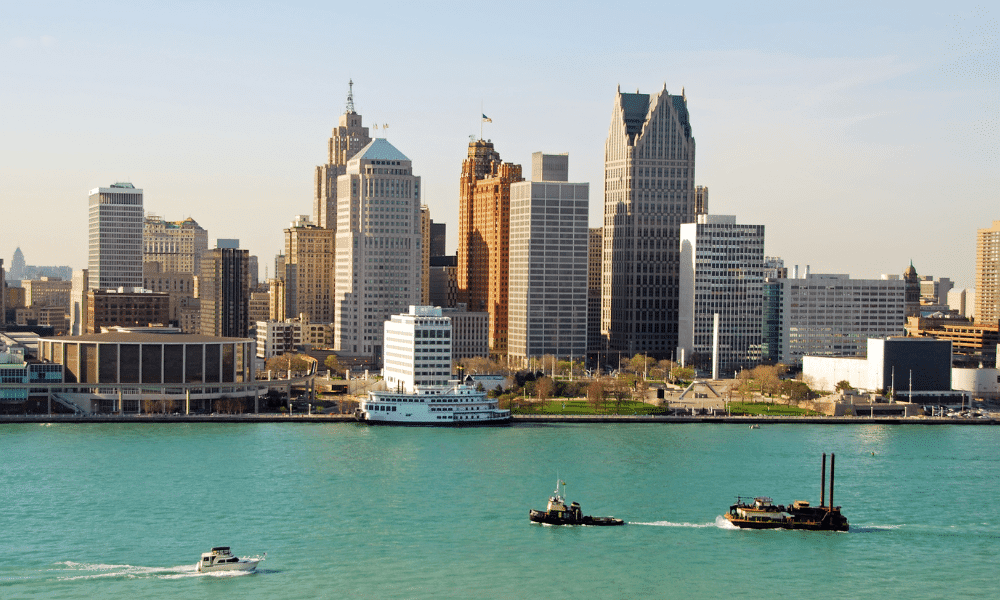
[39,333,253,385]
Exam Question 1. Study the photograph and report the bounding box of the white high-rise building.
[333,138,423,364]
[508,153,589,366]
[602,85,696,359]
[383,306,452,393]
[679,215,765,373]
[88,182,143,290]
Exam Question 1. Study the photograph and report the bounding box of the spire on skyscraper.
[345,79,356,114]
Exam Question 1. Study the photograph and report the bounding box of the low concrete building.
[804,337,962,404]
[37,332,259,413]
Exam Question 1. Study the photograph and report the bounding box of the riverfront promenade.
[1,413,996,425]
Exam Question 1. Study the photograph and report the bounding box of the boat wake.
[631,516,736,529]
[52,561,255,580]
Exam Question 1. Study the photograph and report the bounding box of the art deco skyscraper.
[333,138,422,363]
[602,85,696,359]
[88,182,144,290]
[457,140,523,356]
[976,220,1000,324]
[314,80,372,230]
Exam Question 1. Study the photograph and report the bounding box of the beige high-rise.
[314,80,372,230]
[143,215,208,274]
[284,216,335,323]
[976,220,1000,324]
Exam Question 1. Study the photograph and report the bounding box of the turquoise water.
[1,422,998,599]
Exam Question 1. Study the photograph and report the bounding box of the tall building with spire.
[333,138,423,364]
[601,85,696,359]
[457,140,523,356]
[314,80,373,230]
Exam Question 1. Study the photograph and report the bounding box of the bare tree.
[587,379,606,412]
[536,376,555,402]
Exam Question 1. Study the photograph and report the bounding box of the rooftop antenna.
[345,79,355,114]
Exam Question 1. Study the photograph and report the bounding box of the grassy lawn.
[511,399,669,415]
[727,401,819,416]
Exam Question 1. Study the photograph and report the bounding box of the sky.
[2,1,996,288]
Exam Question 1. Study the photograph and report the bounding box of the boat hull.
[196,559,259,573]
[723,512,848,532]
[529,509,624,526]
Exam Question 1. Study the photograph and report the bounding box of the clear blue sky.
[2,1,996,287]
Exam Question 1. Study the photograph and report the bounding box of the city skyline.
[2,3,996,288]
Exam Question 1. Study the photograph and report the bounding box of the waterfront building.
[143,215,208,274]
[768,273,905,365]
[314,80,372,230]
[601,85,696,359]
[507,153,589,366]
[86,290,170,333]
[588,227,603,362]
[88,182,144,290]
[678,214,765,373]
[333,138,423,365]
[37,332,259,413]
[457,140,523,356]
[199,244,250,338]
[804,337,958,404]
[383,306,452,393]
[283,216,335,323]
[441,303,489,360]
[976,220,1000,325]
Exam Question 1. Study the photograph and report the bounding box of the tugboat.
[529,480,624,526]
[724,453,849,532]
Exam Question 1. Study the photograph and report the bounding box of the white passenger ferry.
[357,380,511,426]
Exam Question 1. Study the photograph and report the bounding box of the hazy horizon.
[2,2,996,288]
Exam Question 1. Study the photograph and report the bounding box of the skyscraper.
[457,140,523,356]
[88,182,144,290]
[314,80,373,230]
[199,243,251,338]
[976,220,1000,325]
[333,138,422,363]
[602,85,695,359]
[507,153,589,366]
[678,215,765,372]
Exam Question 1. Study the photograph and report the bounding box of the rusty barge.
[724,453,849,532]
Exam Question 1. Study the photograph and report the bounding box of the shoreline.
[0,414,996,425]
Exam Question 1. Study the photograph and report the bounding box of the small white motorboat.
[196,546,264,573]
